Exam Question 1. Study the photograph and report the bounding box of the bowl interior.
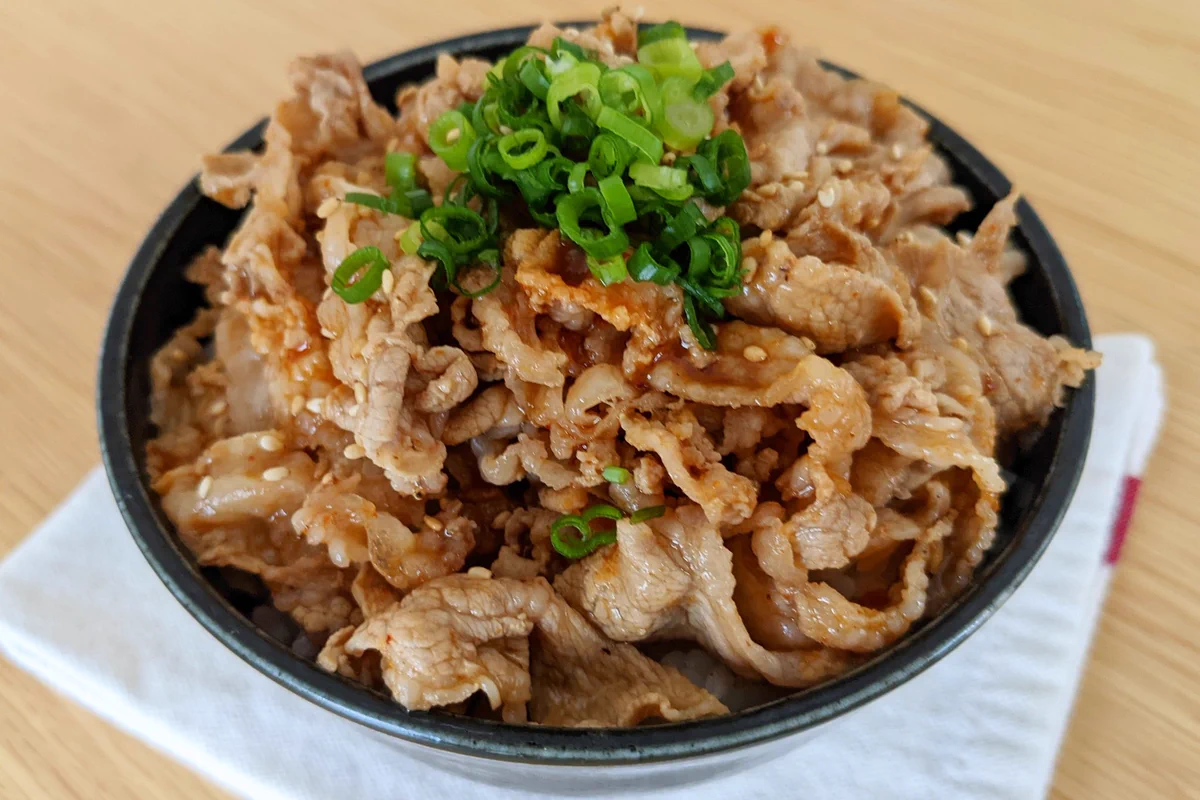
[99,24,1094,765]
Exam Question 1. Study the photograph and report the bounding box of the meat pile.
[149,9,1097,726]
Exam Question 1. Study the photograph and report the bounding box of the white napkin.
[0,333,1163,800]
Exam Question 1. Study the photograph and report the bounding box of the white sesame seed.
[322,288,333,301]
[760,230,774,245]
[759,184,779,198]
[445,127,461,144]
[209,399,228,415]
[343,443,365,460]
[815,142,829,155]
[835,158,854,173]
[347,403,360,417]
[424,515,445,532]
[817,187,836,208]
[953,336,971,351]
[800,336,817,350]
[305,398,324,414]
[467,566,492,579]
[956,231,974,246]
[890,143,905,159]
[289,396,305,416]
[197,475,213,499]
[259,434,283,452]
[219,290,235,305]
[252,298,271,316]
[262,466,290,482]
[316,197,340,219]
[977,315,995,337]
[742,345,768,362]
[741,256,758,276]
[171,349,189,363]
[492,510,512,528]
[320,327,335,339]
[919,286,939,307]
[380,269,395,295]
[752,74,765,92]
[661,151,677,165]
[320,472,335,485]
[499,125,514,135]
[354,382,367,404]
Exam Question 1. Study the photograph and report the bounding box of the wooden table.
[1,0,1197,796]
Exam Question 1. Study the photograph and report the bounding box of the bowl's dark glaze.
[98,24,1094,765]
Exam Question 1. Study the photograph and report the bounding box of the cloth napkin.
[0,333,1163,800]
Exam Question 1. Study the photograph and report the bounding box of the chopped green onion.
[597,174,636,226]
[637,21,687,48]
[398,223,423,255]
[683,236,713,281]
[683,293,717,349]
[656,202,707,252]
[596,106,664,164]
[550,506,619,559]
[581,503,625,523]
[637,35,703,82]
[693,61,735,100]
[630,505,667,523]
[629,162,693,201]
[331,246,389,304]
[587,134,633,180]
[587,253,628,286]
[602,465,632,484]
[551,36,589,61]
[679,276,726,316]
[568,161,589,194]
[698,129,751,205]
[598,65,661,125]
[385,152,418,193]
[545,50,579,78]
[343,191,398,215]
[546,62,603,129]
[518,58,551,100]
[428,110,476,172]
[498,128,549,170]
[556,188,629,259]
[676,153,723,196]
[629,242,680,285]
[502,46,548,84]
[420,205,490,255]
[559,102,599,141]
[657,76,714,151]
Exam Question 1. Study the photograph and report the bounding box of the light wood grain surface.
[1,0,1197,797]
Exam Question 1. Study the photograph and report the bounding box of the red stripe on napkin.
[1104,476,1142,565]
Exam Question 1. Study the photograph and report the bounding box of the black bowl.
[98,24,1094,769]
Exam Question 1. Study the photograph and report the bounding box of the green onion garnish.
[551,503,624,559]
[597,174,636,226]
[693,61,735,100]
[546,62,603,129]
[428,110,476,172]
[359,21,756,346]
[331,246,390,304]
[595,106,664,164]
[637,21,688,48]
[629,505,667,523]
[555,188,629,259]
[498,128,549,170]
[398,223,423,255]
[587,253,628,286]
[637,35,703,82]
[602,465,632,483]
[657,76,715,151]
